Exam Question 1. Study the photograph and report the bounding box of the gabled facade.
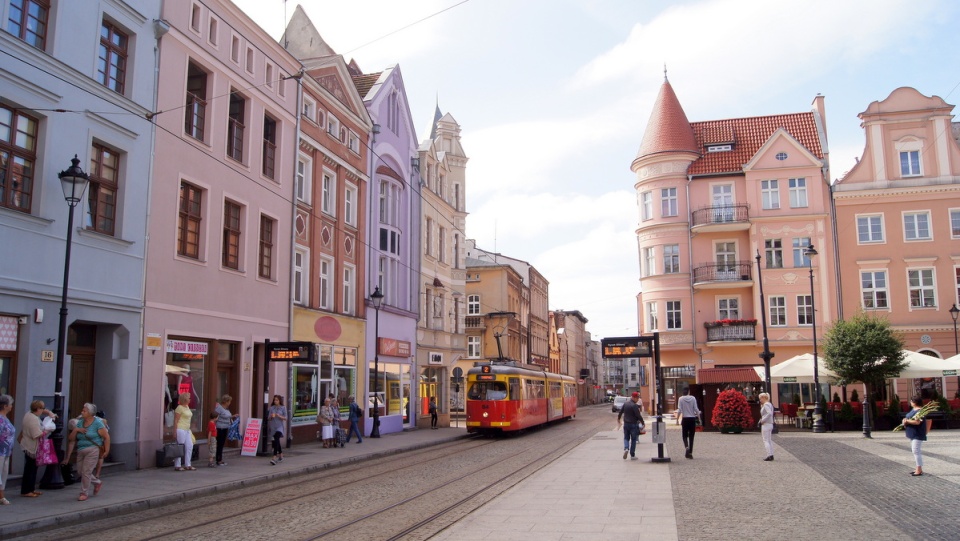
[632,77,835,409]
[141,0,299,465]
[416,106,468,427]
[0,0,162,470]
[833,87,960,400]
[462,256,524,378]
[283,5,374,438]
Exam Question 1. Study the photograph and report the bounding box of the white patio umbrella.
[761,353,840,384]
[893,350,960,379]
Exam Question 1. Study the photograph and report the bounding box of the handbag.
[165,410,175,428]
[36,435,59,466]
[163,442,185,459]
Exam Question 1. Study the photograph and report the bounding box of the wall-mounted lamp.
[411,157,420,169]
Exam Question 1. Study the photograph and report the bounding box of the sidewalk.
[0,426,470,538]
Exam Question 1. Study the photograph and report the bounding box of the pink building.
[833,87,960,401]
[139,0,299,466]
[632,77,836,410]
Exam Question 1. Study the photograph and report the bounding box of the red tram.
[465,361,577,434]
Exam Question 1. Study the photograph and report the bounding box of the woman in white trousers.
[759,393,775,461]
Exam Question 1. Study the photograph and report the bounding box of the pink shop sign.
[165,339,209,355]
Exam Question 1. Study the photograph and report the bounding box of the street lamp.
[369,286,384,438]
[803,244,825,434]
[949,304,959,391]
[755,251,774,396]
[41,155,90,489]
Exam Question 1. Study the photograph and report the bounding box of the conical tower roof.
[635,79,698,160]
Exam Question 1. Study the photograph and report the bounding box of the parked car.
[612,396,629,413]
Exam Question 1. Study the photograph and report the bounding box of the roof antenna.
[664,63,668,82]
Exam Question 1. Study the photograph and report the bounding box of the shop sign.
[146,333,162,350]
[240,418,261,457]
[166,339,208,355]
[377,338,411,357]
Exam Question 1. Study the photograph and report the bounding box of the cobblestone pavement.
[667,425,960,541]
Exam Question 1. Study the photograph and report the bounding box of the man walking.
[346,396,363,443]
[617,392,645,460]
[677,387,701,459]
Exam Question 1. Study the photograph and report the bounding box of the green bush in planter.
[850,389,859,402]
[793,394,802,407]
[838,401,856,422]
[885,395,900,420]
[832,392,841,403]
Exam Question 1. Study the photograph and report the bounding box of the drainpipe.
[685,174,698,359]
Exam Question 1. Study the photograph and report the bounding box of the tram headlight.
[482,412,489,418]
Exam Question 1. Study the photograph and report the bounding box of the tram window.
[509,378,520,400]
[468,381,507,400]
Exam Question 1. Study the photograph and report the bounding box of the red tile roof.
[351,72,382,99]
[688,113,823,176]
[697,367,761,384]
[636,81,699,159]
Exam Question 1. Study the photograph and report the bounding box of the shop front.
[370,337,412,435]
[163,338,240,446]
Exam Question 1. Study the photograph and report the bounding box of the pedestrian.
[173,392,196,471]
[19,400,55,498]
[268,395,286,465]
[93,411,110,480]
[429,398,438,429]
[65,403,109,501]
[214,395,237,466]
[617,392,645,460]
[758,392,775,461]
[0,394,15,505]
[346,396,363,443]
[677,387,700,459]
[207,412,218,467]
[319,398,335,448]
[903,395,932,476]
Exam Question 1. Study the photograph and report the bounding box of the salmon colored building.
[632,77,836,410]
[833,87,960,401]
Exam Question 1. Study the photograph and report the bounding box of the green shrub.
[792,394,802,407]
[838,401,856,422]
[885,394,900,419]
[850,389,860,402]
[832,392,841,403]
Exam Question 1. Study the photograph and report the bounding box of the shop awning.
[697,367,762,384]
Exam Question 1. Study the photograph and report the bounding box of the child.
[207,412,218,467]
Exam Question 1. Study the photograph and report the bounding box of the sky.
[232,0,960,340]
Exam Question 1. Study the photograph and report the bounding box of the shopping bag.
[226,418,241,441]
[36,435,59,466]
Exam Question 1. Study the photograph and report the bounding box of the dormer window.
[707,144,732,152]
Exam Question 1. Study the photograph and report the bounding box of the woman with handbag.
[319,398,335,448]
[65,403,109,501]
[0,394,15,505]
[19,400,55,498]
[213,395,237,466]
[173,392,195,471]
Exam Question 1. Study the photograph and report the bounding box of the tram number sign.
[477,375,496,381]
[601,337,653,358]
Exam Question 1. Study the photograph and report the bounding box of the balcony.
[705,321,757,342]
[692,261,753,289]
[465,316,485,330]
[691,204,750,232]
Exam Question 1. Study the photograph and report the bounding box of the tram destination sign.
[265,341,314,363]
[601,337,653,358]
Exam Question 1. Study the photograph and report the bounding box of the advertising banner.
[240,418,261,457]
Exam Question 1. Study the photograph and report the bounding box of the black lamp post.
[41,155,90,489]
[950,304,959,391]
[369,286,384,438]
[755,250,777,433]
[804,244,825,433]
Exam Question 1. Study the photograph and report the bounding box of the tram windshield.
[468,381,508,400]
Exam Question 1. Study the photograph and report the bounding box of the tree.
[822,312,906,430]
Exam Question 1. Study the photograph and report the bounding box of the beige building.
[417,106,468,424]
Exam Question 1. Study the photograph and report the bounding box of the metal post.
[651,332,670,463]
[755,251,777,433]
[805,245,825,433]
[950,304,959,393]
[370,287,383,438]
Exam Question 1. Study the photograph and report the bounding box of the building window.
[7,0,48,50]
[467,294,480,315]
[245,47,254,73]
[764,238,783,269]
[296,155,311,204]
[326,114,339,138]
[425,218,434,257]
[87,143,120,235]
[342,265,355,315]
[262,115,276,179]
[660,187,677,217]
[0,106,37,213]
[379,180,401,256]
[454,234,460,269]
[302,97,316,122]
[793,237,812,268]
[643,247,654,277]
[467,336,481,358]
[222,200,241,269]
[98,20,128,94]
[178,182,203,259]
[666,301,681,330]
[438,227,446,264]
[227,91,245,162]
[258,215,274,279]
[908,269,935,308]
[646,302,658,331]
[951,210,960,239]
[797,295,813,325]
[344,183,357,226]
[184,62,207,141]
[265,63,274,89]
[319,257,333,310]
[663,244,679,273]
[231,35,240,63]
[769,296,786,326]
[715,242,736,272]
[348,132,359,153]
[207,17,218,46]
[900,150,921,177]
[718,297,739,320]
[640,191,652,221]
[321,170,335,216]
[761,180,779,210]
[294,250,307,304]
[903,212,931,241]
[861,270,888,309]
[857,215,884,243]
[190,2,201,32]
[788,178,807,208]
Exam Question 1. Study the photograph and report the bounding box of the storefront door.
[68,354,95,419]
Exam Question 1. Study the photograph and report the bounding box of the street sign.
[783,377,797,383]
[601,336,653,358]
[944,370,957,376]
[453,367,463,381]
